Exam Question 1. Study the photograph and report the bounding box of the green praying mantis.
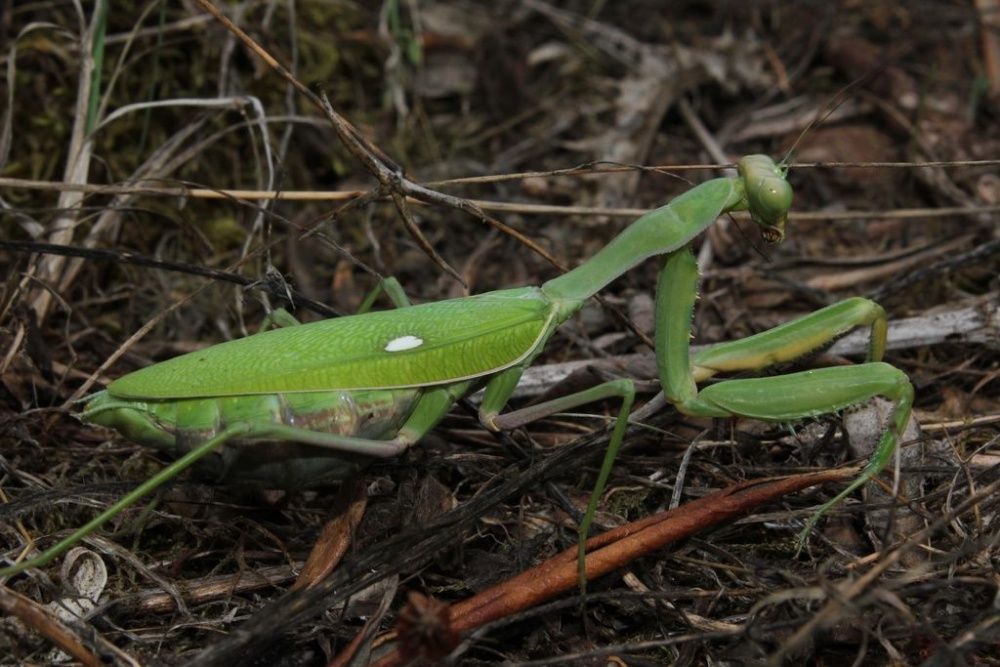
[0,154,914,582]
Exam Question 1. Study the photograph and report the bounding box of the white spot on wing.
[385,335,424,352]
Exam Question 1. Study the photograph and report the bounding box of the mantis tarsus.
[0,155,914,583]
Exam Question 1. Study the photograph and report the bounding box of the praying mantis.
[0,154,914,580]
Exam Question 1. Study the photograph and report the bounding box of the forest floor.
[1,1,999,665]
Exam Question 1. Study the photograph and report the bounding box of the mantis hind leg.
[0,424,253,577]
[1,383,469,578]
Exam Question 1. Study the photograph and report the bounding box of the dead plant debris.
[1,2,998,665]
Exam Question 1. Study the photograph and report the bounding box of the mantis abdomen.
[83,388,423,486]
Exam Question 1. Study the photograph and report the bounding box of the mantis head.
[737,154,793,244]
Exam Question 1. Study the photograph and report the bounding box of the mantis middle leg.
[478,367,636,588]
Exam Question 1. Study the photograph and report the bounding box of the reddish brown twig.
[355,467,858,666]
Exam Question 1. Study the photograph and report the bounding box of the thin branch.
[3,175,998,220]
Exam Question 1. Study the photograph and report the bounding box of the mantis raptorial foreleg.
[656,248,914,540]
[690,298,888,379]
[4,424,251,574]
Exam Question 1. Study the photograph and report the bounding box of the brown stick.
[366,468,858,666]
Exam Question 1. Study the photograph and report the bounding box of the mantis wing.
[109,287,555,398]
